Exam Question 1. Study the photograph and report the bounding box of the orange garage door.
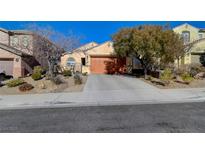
[90,56,126,74]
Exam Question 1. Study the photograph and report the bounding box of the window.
[81,58,86,66]
[181,31,190,44]
[67,57,75,66]
[199,33,203,39]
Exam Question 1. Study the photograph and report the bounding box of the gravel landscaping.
[140,77,205,89]
[0,75,87,95]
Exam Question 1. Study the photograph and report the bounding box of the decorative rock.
[175,76,189,84]
[151,78,167,86]
[194,72,205,80]
[38,82,46,89]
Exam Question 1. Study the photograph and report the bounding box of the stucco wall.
[86,41,115,65]
[0,30,9,45]
[191,39,205,53]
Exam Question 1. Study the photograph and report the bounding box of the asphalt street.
[0,102,205,132]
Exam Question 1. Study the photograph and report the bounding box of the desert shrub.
[6,78,25,87]
[31,72,42,81]
[146,75,153,80]
[181,72,194,83]
[82,72,88,76]
[31,66,44,81]
[160,68,173,81]
[33,66,43,74]
[51,75,64,85]
[74,74,82,85]
[62,70,72,77]
[19,83,34,92]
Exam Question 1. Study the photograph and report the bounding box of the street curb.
[0,99,204,111]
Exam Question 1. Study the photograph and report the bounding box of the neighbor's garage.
[90,56,126,74]
[0,58,14,75]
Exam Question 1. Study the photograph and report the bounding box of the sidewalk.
[0,87,205,110]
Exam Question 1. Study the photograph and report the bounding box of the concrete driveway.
[84,74,157,92]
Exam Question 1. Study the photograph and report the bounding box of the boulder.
[151,78,167,86]
[194,72,205,80]
[38,82,46,89]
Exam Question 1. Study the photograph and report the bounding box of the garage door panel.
[91,56,126,74]
[0,58,14,75]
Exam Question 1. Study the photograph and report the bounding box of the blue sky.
[0,21,205,45]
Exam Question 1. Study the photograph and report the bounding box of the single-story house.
[61,41,141,74]
[0,28,54,78]
[61,41,124,74]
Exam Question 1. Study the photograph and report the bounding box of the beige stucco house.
[0,28,54,78]
[173,23,205,65]
[61,41,126,74]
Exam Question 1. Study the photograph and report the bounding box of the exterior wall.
[87,41,115,63]
[191,54,201,64]
[0,30,9,45]
[191,39,205,53]
[0,48,23,77]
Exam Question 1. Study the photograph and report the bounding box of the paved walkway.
[0,74,205,109]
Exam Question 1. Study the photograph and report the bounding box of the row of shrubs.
[160,69,193,84]
[5,73,83,92]
[6,78,34,92]
[158,64,205,85]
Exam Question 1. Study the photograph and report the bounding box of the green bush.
[62,70,72,77]
[32,66,43,80]
[82,72,88,76]
[33,66,43,74]
[6,78,25,87]
[31,72,42,81]
[160,68,173,81]
[181,72,194,83]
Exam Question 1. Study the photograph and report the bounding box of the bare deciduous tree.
[24,23,80,78]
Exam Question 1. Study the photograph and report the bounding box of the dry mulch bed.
[140,77,205,89]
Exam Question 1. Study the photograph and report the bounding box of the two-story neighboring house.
[0,28,52,78]
[173,23,205,65]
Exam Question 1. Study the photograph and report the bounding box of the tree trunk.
[177,58,180,69]
[144,67,148,79]
[48,60,54,79]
